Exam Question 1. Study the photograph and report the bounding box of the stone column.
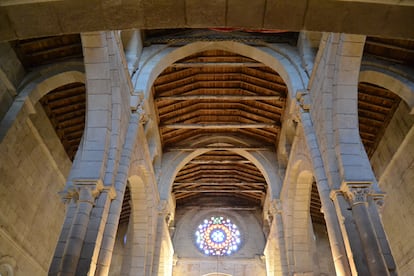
[330,190,365,275]
[342,183,390,276]
[151,200,173,276]
[314,187,352,276]
[265,199,288,276]
[49,198,78,275]
[56,180,102,275]
[95,112,141,276]
[369,194,397,275]
[76,187,115,275]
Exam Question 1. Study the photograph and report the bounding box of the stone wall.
[371,101,414,275]
[0,102,70,275]
[0,42,25,121]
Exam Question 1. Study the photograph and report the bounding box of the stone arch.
[359,64,414,114]
[133,42,308,173]
[133,41,307,103]
[281,152,315,274]
[291,169,314,273]
[157,135,282,201]
[0,67,85,141]
[120,173,154,275]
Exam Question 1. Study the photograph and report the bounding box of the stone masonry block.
[85,63,110,80]
[81,33,108,48]
[83,47,109,64]
[86,79,111,95]
[87,110,110,128]
[88,94,110,111]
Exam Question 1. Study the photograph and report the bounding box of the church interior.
[0,1,413,275]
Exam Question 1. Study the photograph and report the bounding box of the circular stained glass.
[195,216,241,256]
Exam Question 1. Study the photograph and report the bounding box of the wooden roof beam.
[166,146,273,151]
[171,62,267,68]
[161,123,278,129]
[156,95,282,101]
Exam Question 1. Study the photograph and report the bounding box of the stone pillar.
[54,180,102,276]
[265,199,288,276]
[95,112,142,276]
[49,198,78,275]
[330,190,366,275]
[151,200,173,276]
[342,183,390,276]
[316,187,352,276]
[369,194,397,275]
[76,187,115,275]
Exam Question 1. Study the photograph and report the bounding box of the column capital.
[102,185,117,200]
[370,192,386,211]
[269,199,282,215]
[158,200,173,225]
[329,189,344,201]
[73,178,104,202]
[341,182,372,206]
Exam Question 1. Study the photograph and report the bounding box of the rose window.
[195,216,241,256]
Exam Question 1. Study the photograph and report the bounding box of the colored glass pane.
[195,216,241,256]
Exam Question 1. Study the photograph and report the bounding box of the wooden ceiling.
[11,34,83,69]
[153,49,287,208]
[10,34,85,161]
[359,36,413,157]
[364,36,414,68]
[358,82,401,158]
[6,31,413,225]
[39,82,86,161]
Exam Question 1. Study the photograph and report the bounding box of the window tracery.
[195,216,241,256]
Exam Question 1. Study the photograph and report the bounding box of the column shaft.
[319,188,352,276]
[49,199,78,275]
[352,202,389,276]
[59,188,95,275]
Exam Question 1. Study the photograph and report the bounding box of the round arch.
[0,68,85,141]
[157,135,283,201]
[281,152,315,274]
[135,41,307,201]
[133,41,307,106]
[359,65,414,114]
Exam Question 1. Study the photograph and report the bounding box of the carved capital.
[329,189,344,201]
[267,199,282,224]
[370,192,386,211]
[158,200,173,225]
[296,89,311,111]
[73,179,104,203]
[341,183,372,206]
[269,199,282,215]
[102,185,117,200]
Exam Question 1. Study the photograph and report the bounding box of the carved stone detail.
[267,199,282,224]
[370,193,386,212]
[341,183,372,206]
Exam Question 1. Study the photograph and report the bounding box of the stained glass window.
[195,216,241,256]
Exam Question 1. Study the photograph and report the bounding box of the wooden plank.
[156,95,282,101]
[171,62,266,68]
[174,182,266,186]
[161,123,278,129]
[26,42,82,57]
[166,146,273,151]
[188,160,252,164]
[173,189,265,194]
[365,40,414,54]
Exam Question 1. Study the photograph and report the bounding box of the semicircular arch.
[360,64,414,114]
